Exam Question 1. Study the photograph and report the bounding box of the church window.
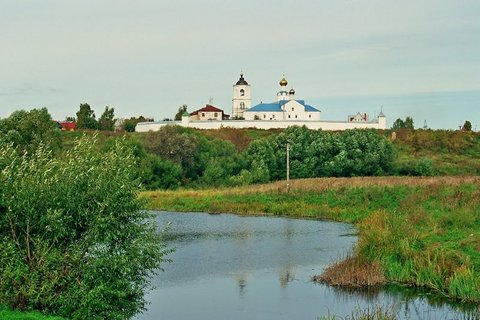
[240,89,245,96]
[263,114,266,119]
[202,113,205,117]
[214,113,218,117]
[309,115,311,118]
[292,107,294,111]
[288,115,291,118]
[240,102,245,109]
[272,114,275,119]
[295,115,297,119]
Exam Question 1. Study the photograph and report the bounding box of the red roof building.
[190,105,229,121]
[59,121,77,131]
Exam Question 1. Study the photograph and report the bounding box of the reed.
[317,305,397,320]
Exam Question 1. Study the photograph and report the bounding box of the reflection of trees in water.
[236,272,249,297]
[279,219,296,288]
[279,267,295,288]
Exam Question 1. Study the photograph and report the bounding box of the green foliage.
[392,129,480,175]
[392,118,405,130]
[0,307,64,320]
[174,104,188,121]
[0,108,60,154]
[392,117,414,130]
[140,154,183,190]
[463,120,472,131]
[404,116,414,130]
[144,126,199,178]
[75,103,98,130]
[124,120,137,132]
[98,106,116,131]
[397,157,435,176]
[142,125,246,186]
[0,136,171,319]
[244,127,395,180]
[122,116,153,132]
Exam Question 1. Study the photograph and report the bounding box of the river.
[137,211,474,320]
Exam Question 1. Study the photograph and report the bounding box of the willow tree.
[0,135,171,319]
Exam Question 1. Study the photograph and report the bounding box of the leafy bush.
[139,154,183,190]
[397,157,435,176]
[0,136,170,319]
[243,127,395,180]
[0,108,60,154]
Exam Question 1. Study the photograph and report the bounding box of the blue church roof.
[248,100,320,112]
[248,102,282,112]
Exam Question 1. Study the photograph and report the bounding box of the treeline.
[135,125,395,189]
[3,108,479,191]
[0,108,396,190]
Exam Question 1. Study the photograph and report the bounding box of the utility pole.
[286,142,290,193]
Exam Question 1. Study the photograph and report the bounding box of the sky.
[1,0,479,129]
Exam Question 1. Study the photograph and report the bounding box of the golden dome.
[279,76,288,87]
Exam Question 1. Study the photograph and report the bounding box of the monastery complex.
[135,74,386,132]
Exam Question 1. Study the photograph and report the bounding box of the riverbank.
[142,176,480,303]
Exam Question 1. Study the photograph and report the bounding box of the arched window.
[240,89,245,96]
[240,102,245,109]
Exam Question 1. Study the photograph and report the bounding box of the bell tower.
[232,73,251,119]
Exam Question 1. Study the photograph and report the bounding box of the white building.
[348,112,369,122]
[232,73,251,119]
[243,76,321,121]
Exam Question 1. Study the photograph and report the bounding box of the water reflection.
[137,211,475,320]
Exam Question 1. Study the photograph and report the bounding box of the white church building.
[242,76,321,121]
[136,73,387,132]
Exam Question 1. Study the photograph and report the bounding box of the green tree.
[98,106,116,131]
[76,103,98,129]
[139,154,183,189]
[123,118,137,132]
[144,126,199,178]
[0,107,60,154]
[0,136,171,319]
[174,104,188,121]
[392,118,405,130]
[123,116,152,132]
[405,116,414,129]
[463,120,472,131]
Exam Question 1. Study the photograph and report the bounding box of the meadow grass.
[142,176,480,303]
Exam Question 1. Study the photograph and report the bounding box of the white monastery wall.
[136,118,386,132]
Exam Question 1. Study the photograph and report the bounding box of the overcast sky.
[1,0,479,129]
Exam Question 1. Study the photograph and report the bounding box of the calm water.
[137,211,474,320]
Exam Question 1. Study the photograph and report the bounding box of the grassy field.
[142,176,480,303]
